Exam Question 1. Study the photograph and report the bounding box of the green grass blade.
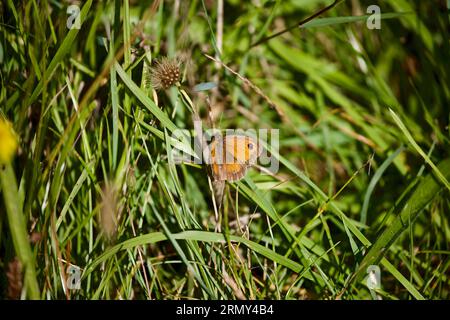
[115,62,179,133]
[381,258,424,300]
[83,230,303,279]
[350,158,450,290]
[303,12,411,29]
[1,164,40,299]
[360,146,405,225]
[26,0,93,106]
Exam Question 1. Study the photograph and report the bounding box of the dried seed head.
[150,57,181,90]
[100,181,120,241]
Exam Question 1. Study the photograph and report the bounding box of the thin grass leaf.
[350,158,450,290]
[389,108,450,192]
[360,146,405,225]
[0,164,40,299]
[83,230,303,279]
[115,62,179,133]
[303,12,411,29]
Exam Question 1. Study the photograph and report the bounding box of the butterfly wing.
[208,135,262,209]
[220,135,260,181]
[209,135,260,182]
[212,162,248,181]
[223,135,260,165]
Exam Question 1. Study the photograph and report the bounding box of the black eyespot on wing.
[247,143,253,150]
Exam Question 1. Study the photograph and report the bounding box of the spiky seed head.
[150,57,181,90]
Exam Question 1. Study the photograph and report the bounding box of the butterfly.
[205,134,262,210]
[208,134,262,182]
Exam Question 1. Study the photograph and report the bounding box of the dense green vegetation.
[0,0,449,299]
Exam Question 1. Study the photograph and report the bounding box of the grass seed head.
[100,181,120,241]
[150,57,181,90]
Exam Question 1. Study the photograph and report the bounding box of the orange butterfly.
[206,134,262,209]
[208,134,262,182]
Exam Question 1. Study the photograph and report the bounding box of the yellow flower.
[0,119,18,164]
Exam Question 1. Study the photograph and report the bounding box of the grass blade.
[0,164,40,299]
[349,158,450,293]
[83,230,303,279]
[389,108,450,192]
